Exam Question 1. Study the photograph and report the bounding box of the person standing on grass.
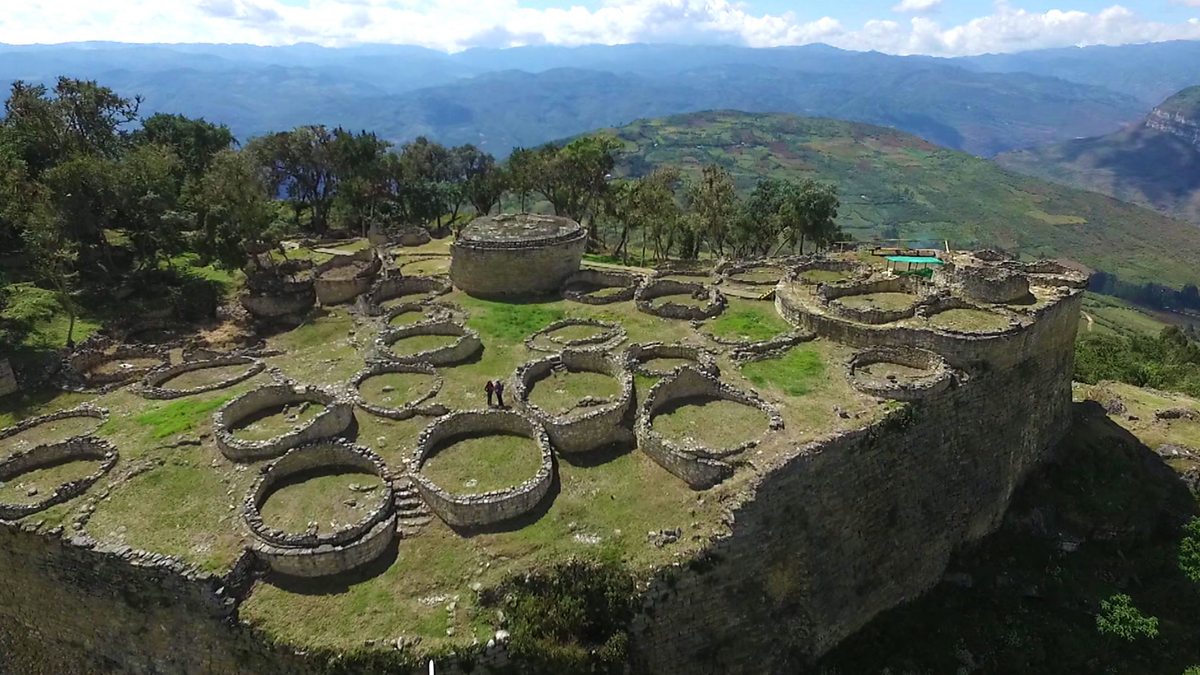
[485,380,495,408]
[495,379,506,409]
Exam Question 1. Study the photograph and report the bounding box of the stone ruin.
[451,214,587,298]
[846,346,955,401]
[242,440,396,578]
[213,383,354,462]
[561,268,642,305]
[136,356,266,400]
[357,274,453,316]
[636,366,784,490]
[313,249,383,306]
[525,318,627,354]
[625,342,720,378]
[373,319,483,367]
[0,436,119,521]
[346,362,448,421]
[240,259,317,325]
[635,278,727,321]
[513,349,636,455]
[62,343,170,393]
[410,409,555,528]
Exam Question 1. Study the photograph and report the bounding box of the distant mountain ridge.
[0,41,1161,156]
[996,87,1200,224]
[599,110,1200,289]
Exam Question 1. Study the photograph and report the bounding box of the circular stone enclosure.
[0,405,109,455]
[0,436,118,520]
[450,214,587,299]
[514,349,635,454]
[411,410,554,528]
[138,356,265,399]
[214,384,354,461]
[375,320,483,367]
[637,367,783,490]
[526,318,627,354]
[243,440,396,578]
[821,277,922,325]
[348,362,446,420]
[383,301,456,328]
[561,268,640,304]
[625,342,719,378]
[67,345,169,390]
[635,279,727,321]
[362,275,452,314]
[847,347,953,401]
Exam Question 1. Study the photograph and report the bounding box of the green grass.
[0,458,105,504]
[160,363,254,391]
[1081,293,1169,338]
[357,372,439,408]
[742,348,826,397]
[231,402,326,442]
[527,370,621,416]
[128,395,234,440]
[462,298,565,342]
[706,301,791,341]
[259,470,387,534]
[928,308,1011,332]
[421,433,544,494]
[389,333,459,356]
[651,397,770,450]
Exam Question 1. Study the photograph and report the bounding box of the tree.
[116,143,186,270]
[1095,593,1159,642]
[327,128,389,236]
[3,78,140,174]
[247,126,338,233]
[531,137,619,235]
[687,164,737,257]
[459,147,507,221]
[609,167,682,264]
[778,179,840,254]
[188,149,278,270]
[507,146,539,212]
[21,203,81,347]
[134,113,234,180]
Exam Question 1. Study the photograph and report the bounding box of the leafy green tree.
[327,128,389,236]
[609,167,682,264]
[21,205,82,347]
[187,149,278,270]
[1179,517,1200,584]
[779,178,840,254]
[532,137,619,243]
[3,78,139,173]
[1095,593,1159,642]
[116,143,186,270]
[687,164,737,257]
[460,148,507,221]
[247,126,338,233]
[506,146,539,212]
[134,113,234,180]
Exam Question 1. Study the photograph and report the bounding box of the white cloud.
[0,1,1197,56]
[892,0,943,15]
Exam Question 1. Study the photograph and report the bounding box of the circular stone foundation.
[0,436,118,520]
[214,384,354,461]
[514,349,635,454]
[243,440,396,577]
[525,318,627,354]
[348,362,447,420]
[926,307,1015,334]
[138,356,265,400]
[362,275,453,314]
[66,345,170,391]
[636,367,783,490]
[411,410,554,528]
[450,214,587,299]
[374,320,483,367]
[0,405,109,455]
[635,279,726,321]
[383,301,456,328]
[625,342,719,378]
[847,347,953,401]
[561,269,640,304]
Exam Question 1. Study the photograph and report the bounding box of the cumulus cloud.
[0,0,1197,56]
[892,0,943,14]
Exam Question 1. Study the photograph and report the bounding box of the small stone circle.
[411,410,554,528]
[63,345,170,392]
[819,277,922,325]
[214,384,354,462]
[637,367,783,490]
[525,318,627,353]
[846,347,954,401]
[137,356,265,400]
[0,404,109,447]
[347,362,448,421]
[635,278,727,321]
[374,320,483,367]
[0,436,118,521]
[625,342,719,378]
[381,301,456,327]
[561,268,640,304]
[514,349,636,454]
[243,439,396,577]
[359,275,453,315]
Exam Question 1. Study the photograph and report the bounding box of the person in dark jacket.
[495,380,506,409]
[485,380,495,408]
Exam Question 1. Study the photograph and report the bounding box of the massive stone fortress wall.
[450,214,587,298]
[629,275,1084,672]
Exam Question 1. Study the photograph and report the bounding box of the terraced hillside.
[600,111,1200,289]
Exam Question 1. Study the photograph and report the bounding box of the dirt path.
[1082,312,1095,332]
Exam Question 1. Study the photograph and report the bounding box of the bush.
[491,558,638,674]
[1179,518,1200,585]
[1095,593,1159,642]
[1075,328,1200,397]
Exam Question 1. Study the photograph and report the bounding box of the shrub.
[1095,593,1159,642]
[1179,517,1200,585]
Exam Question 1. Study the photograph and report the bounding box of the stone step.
[396,499,426,511]
[398,514,433,525]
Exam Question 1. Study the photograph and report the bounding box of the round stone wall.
[513,349,635,454]
[0,436,119,520]
[213,384,354,461]
[450,214,587,298]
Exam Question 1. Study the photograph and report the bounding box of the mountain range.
[997,87,1200,225]
[7,41,1196,157]
[603,110,1200,289]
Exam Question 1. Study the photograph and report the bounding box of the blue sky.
[4,1,1200,54]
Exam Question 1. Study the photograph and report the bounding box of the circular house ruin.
[374,320,483,367]
[313,249,383,306]
[358,274,452,316]
[0,404,109,453]
[0,436,119,521]
[243,440,396,578]
[513,349,636,454]
[347,362,447,421]
[450,214,587,298]
[525,318,627,354]
[561,268,641,305]
[411,410,554,528]
[846,347,954,401]
[214,384,354,462]
[137,356,265,400]
[625,342,719,378]
[635,278,727,321]
[636,367,783,490]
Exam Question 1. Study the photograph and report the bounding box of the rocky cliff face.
[1145,86,1200,149]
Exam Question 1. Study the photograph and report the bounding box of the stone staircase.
[394,476,434,538]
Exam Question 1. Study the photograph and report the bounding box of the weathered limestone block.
[313,249,382,306]
[938,263,1031,304]
[846,346,954,401]
[561,268,642,304]
[411,410,554,528]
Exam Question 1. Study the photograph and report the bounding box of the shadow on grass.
[449,466,562,538]
[264,536,401,596]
